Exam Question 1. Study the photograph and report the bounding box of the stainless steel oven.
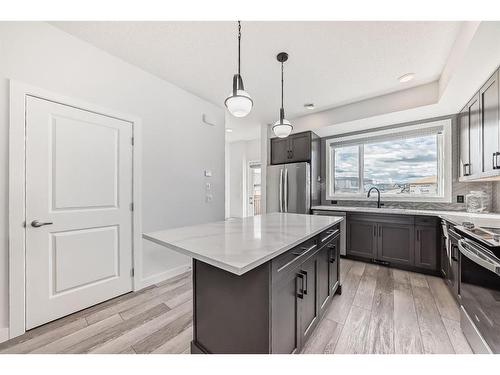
[459,237,500,353]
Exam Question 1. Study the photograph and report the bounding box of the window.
[326,120,452,202]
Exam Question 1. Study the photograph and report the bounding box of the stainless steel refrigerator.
[267,162,311,214]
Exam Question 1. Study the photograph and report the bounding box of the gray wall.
[319,115,500,212]
[0,22,225,335]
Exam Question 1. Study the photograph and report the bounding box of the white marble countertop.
[143,213,343,275]
[311,205,500,227]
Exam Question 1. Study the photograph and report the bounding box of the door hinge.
[130,202,134,211]
[131,137,134,146]
[131,268,135,277]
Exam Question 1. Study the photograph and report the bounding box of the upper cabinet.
[459,68,500,181]
[270,131,318,165]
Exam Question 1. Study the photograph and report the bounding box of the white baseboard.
[139,263,191,289]
[0,327,9,343]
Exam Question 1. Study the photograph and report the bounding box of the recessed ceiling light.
[398,73,415,83]
[304,103,315,110]
[225,128,233,133]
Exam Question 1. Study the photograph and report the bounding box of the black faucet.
[367,187,382,208]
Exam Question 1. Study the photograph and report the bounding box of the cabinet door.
[480,70,500,174]
[347,220,377,259]
[328,236,340,294]
[317,245,331,315]
[271,269,301,353]
[271,137,290,165]
[377,222,414,266]
[440,235,449,278]
[299,253,319,345]
[459,106,470,178]
[289,133,311,162]
[414,225,438,270]
[468,93,482,176]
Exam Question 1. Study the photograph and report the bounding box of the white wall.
[0,22,225,336]
[227,138,260,218]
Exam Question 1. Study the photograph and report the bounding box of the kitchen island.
[143,213,343,354]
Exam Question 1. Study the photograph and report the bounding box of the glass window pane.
[334,145,359,194]
[363,135,438,196]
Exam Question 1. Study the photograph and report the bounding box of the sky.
[335,134,438,186]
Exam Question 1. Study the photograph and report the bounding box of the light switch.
[204,170,212,177]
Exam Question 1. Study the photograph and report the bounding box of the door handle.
[284,168,288,213]
[296,273,305,299]
[301,270,308,295]
[279,169,283,212]
[31,220,53,228]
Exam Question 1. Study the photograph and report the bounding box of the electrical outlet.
[206,194,213,203]
[457,195,465,203]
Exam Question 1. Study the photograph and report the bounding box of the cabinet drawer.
[415,216,438,226]
[272,238,318,280]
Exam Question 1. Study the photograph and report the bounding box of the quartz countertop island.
[143,212,343,275]
[143,212,344,354]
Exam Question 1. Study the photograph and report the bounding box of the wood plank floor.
[0,259,472,354]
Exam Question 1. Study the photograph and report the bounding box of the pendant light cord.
[237,21,241,76]
[281,61,284,109]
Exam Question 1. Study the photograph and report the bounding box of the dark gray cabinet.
[446,228,461,301]
[346,213,439,273]
[317,235,340,316]
[415,224,438,270]
[270,131,318,165]
[271,224,340,353]
[272,267,300,354]
[299,253,319,344]
[459,67,500,181]
[192,223,341,354]
[346,219,377,259]
[480,70,500,175]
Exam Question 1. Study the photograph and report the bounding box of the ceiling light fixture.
[304,103,315,110]
[398,73,415,83]
[273,52,293,138]
[224,21,253,118]
[225,128,233,133]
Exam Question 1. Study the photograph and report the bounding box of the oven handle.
[458,239,500,275]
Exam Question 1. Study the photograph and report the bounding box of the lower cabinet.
[271,225,340,353]
[346,213,439,272]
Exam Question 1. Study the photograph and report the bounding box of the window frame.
[325,119,452,203]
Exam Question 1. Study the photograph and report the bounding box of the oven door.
[459,239,500,353]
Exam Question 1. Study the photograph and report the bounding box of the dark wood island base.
[190,223,341,354]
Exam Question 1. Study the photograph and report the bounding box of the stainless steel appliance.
[267,162,310,214]
[456,223,500,354]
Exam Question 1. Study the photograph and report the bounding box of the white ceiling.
[51,21,462,141]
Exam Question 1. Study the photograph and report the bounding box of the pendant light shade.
[225,21,253,118]
[225,74,253,118]
[273,52,293,138]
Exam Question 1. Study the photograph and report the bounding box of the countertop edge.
[143,216,344,276]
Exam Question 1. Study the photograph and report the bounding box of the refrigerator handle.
[284,168,288,213]
[279,169,283,212]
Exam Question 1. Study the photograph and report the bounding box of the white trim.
[325,119,453,203]
[139,263,191,289]
[8,80,143,339]
[0,328,9,343]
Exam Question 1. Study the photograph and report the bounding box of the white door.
[25,96,134,329]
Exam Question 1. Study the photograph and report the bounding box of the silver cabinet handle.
[31,220,53,228]
[322,228,339,242]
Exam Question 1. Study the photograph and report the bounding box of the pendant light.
[225,21,253,118]
[273,52,293,138]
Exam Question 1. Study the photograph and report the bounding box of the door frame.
[8,80,143,339]
[246,160,261,217]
